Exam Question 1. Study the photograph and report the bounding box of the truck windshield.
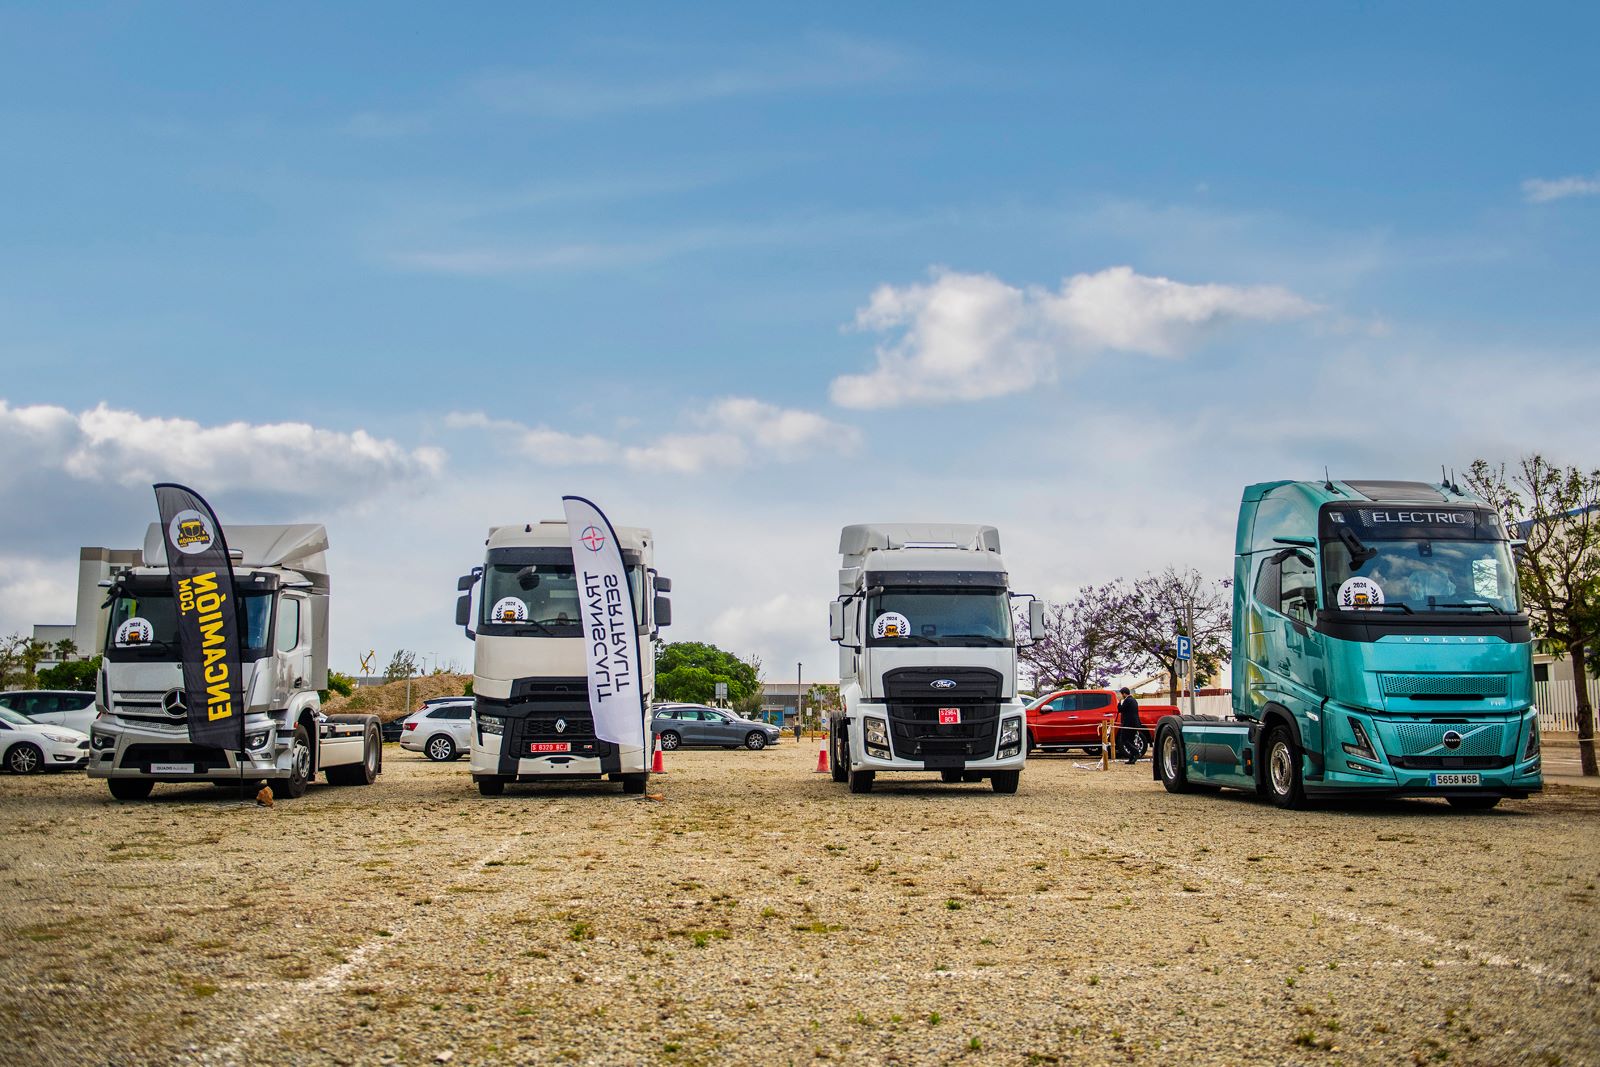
[104,589,274,660]
[866,588,1012,646]
[481,563,646,636]
[1321,540,1520,614]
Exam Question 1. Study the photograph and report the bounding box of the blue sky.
[1,3,1596,678]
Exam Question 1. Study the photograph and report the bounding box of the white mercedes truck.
[89,524,381,800]
[456,520,671,796]
[827,523,1043,794]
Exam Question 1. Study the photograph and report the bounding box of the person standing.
[1117,687,1141,763]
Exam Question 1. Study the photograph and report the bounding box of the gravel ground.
[2,744,1597,1066]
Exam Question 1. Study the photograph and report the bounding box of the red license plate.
[528,742,571,753]
[938,708,961,725]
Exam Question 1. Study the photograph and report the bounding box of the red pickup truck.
[1023,688,1180,758]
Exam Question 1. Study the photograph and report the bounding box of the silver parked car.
[650,704,781,751]
[0,690,98,735]
[400,700,474,761]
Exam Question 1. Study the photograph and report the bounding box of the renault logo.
[555,718,567,734]
[931,679,957,689]
[1442,730,1463,750]
[161,689,188,717]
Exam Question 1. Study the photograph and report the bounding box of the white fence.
[1536,678,1599,734]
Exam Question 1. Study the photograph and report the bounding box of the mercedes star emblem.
[161,688,188,716]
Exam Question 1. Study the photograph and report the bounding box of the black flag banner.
[153,483,246,751]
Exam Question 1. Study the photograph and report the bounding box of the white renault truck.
[827,523,1043,794]
[456,520,671,796]
[89,524,381,800]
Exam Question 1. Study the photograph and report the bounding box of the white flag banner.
[563,495,646,749]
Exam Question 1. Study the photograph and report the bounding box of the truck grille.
[480,677,613,758]
[1390,721,1506,758]
[881,667,1003,765]
[1380,675,1508,700]
[120,743,231,773]
[114,690,181,721]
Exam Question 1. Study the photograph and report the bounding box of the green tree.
[319,670,356,702]
[384,649,419,682]
[37,655,102,691]
[52,637,80,663]
[654,642,760,705]
[1467,455,1600,776]
[0,636,52,689]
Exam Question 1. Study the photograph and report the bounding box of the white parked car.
[0,690,98,735]
[0,706,90,774]
[400,700,474,761]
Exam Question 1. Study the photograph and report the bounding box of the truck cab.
[1154,480,1541,809]
[89,524,380,800]
[827,523,1042,794]
[457,520,671,796]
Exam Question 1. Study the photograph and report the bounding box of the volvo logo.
[1442,730,1463,750]
[931,679,957,690]
[555,718,567,734]
[161,689,188,717]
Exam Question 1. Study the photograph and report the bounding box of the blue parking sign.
[1175,635,1192,661]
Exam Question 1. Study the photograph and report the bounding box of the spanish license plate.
[1429,772,1481,787]
[150,762,193,774]
[529,742,571,754]
[937,708,961,725]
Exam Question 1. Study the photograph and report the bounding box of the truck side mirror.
[457,573,476,591]
[829,601,846,643]
[653,574,672,593]
[654,596,672,628]
[1028,599,1046,645]
[456,593,473,629]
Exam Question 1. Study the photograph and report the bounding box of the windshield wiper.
[509,620,556,636]
[1431,601,1506,615]
[943,636,1008,647]
[876,635,937,646]
[1337,526,1377,568]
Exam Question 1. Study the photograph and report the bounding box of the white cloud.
[0,400,443,496]
[831,266,1320,408]
[1521,174,1600,203]
[447,396,858,474]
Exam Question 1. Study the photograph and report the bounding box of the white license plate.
[150,762,194,774]
[1429,772,1481,787]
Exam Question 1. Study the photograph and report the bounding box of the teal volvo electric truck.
[1154,479,1542,809]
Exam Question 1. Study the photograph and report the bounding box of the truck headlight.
[864,716,890,757]
[998,717,1023,758]
[1341,717,1376,760]
[1524,716,1541,760]
[91,731,116,751]
[477,714,504,737]
[246,729,272,751]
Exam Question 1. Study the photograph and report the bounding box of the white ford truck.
[89,524,381,800]
[827,523,1042,794]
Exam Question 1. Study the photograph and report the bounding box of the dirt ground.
[2,744,1597,1067]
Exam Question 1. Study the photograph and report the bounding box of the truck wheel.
[990,770,1020,794]
[5,743,43,775]
[830,728,848,783]
[425,734,456,762]
[327,724,380,786]
[282,724,313,799]
[847,767,875,794]
[1157,725,1192,793]
[744,731,767,750]
[658,730,681,751]
[477,777,506,797]
[940,768,962,784]
[1264,725,1305,809]
[1446,795,1501,811]
[621,773,648,794]
[108,778,154,801]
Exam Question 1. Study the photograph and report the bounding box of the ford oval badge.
[931,679,957,689]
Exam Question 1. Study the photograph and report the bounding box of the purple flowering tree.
[1111,566,1232,704]
[1017,582,1133,692]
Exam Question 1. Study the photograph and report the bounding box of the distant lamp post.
[797,662,803,733]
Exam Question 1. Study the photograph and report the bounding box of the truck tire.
[282,723,313,799]
[940,768,962,784]
[847,767,875,794]
[327,724,380,786]
[1446,795,1501,811]
[477,777,506,796]
[1157,724,1192,793]
[621,773,648,794]
[990,770,1020,794]
[425,734,456,762]
[5,742,43,774]
[108,778,154,801]
[658,730,681,751]
[830,727,848,783]
[744,731,767,750]
[1264,725,1306,809]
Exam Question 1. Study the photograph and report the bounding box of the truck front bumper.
[851,703,1027,773]
[469,731,648,781]
[1312,704,1543,798]
[87,716,290,782]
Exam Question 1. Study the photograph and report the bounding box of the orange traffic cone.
[815,747,829,773]
[651,747,666,774]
